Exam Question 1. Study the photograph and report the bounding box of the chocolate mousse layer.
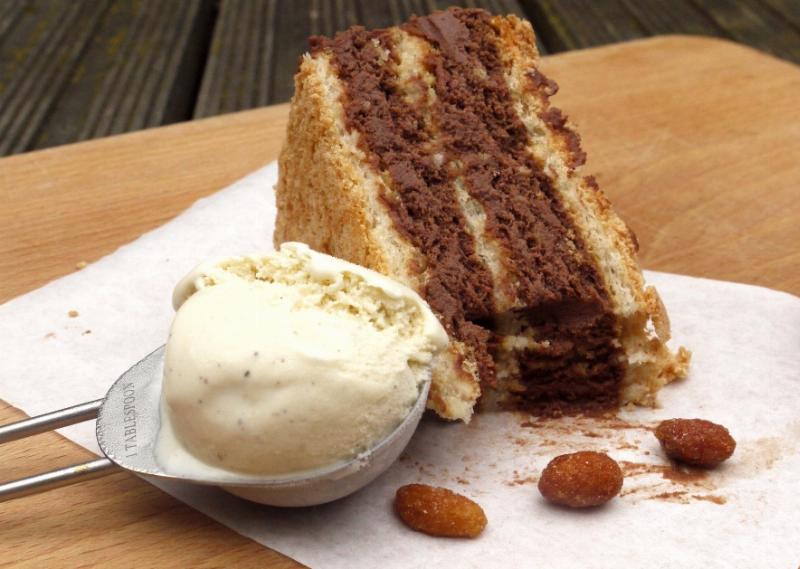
[404,9,604,308]
[310,27,497,382]
[496,301,625,414]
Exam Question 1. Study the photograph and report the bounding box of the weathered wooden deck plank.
[34,0,152,148]
[0,1,109,155]
[690,0,800,62]
[312,0,359,36]
[521,0,649,51]
[758,0,800,31]
[0,0,28,40]
[2,0,214,153]
[193,0,527,118]
[2,0,800,157]
[522,0,800,64]
[619,0,726,37]
[75,0,213,139]
[194,0,278,117]
[265,0,310,106]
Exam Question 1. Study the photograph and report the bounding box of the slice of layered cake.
[274,7,689,421]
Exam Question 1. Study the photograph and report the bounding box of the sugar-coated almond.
[538,451,623,508]
[395,484,487,538]
[655,418,736,467]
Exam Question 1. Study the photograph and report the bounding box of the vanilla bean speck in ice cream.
[156,242,447,476]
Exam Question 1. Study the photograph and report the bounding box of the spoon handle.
[0,399,118,503]
[0,458,119,503]
[0,399,104,444]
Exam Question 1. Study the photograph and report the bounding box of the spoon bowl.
[95,346,429,506]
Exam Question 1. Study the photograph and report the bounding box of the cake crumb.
[67,310,79,318]
[506,474,538,487]
[82,329,92,336]
[415,461,435,477]
[75,261,88,270]
[44,332,56,339]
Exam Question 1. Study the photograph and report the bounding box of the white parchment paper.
[1,162,798,568]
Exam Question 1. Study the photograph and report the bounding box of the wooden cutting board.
[1,36,798,568]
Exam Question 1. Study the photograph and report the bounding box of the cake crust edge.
[275,53,482,421]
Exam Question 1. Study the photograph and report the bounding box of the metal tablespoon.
[0,346,430,506]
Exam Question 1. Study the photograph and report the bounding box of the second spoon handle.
[0,398,117,503]
[0,458,119,503]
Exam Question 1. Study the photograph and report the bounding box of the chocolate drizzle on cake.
[313,8,626,413]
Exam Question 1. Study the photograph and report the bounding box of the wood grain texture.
[0,104,289,306]
[0,36,798,567]
[690,0,800,62]
[194,0,279,117]
[3,0,800,156]
[521,0,648,51]
[0,0,215,155]
[72,0,213,139]
[0,0,109,155]
[521,0,800,64]
[0,1,28,39]
[620,0,726,37]
[193,0,527,117]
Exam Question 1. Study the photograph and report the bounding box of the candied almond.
[394,484,487,538]
[655,418,736,467]
[538,451,623,508]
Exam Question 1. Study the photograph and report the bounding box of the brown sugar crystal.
[538,451,623,508]
[395,484,487,538]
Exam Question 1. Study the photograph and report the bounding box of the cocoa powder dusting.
[661,463,709,484]
[619,460,709,484]
[649,491,726,506]
[692,494,727,505]
[507,474,539,487]
[652,491,690,503]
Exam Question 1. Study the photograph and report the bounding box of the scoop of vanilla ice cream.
[159,242,447,476]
